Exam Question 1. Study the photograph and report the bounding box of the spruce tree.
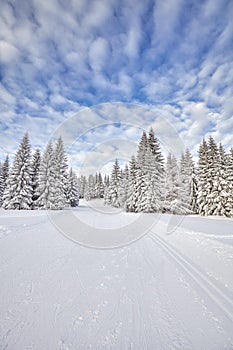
[35,141,57,209]
[177,149,196,214]
[53,136,69,208]
[126,155,138,212]
[67,168,79,207]
[0,156,10,200]
[2,133,33,210]
[196,139,209,215]
[164,153,179,213]
[107,159,121,207]
[31,149,41,209]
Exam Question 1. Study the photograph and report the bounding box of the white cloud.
[0,41,19,63]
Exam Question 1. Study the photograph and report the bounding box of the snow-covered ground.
[0,200,233,349]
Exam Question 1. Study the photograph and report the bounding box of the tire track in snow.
[148,232,233,323]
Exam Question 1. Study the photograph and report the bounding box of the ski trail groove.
[148,232,233,323]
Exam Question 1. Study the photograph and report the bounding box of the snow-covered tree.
[0,155,9,206]
[177,149,196,214]
[53,136,69,208]
[126,155,138,212]
[2,133,33,210]
[196,139,209,215]
[209,142,233,217]
[84,174,95,200]
[118,164,129,208]
[197,137,233,217]
[78,175,87,199]
[107,159,122,207]
[94,173,104,198]
[35,141,57,209]
[67,168,79,207]
[31,149,41,209]
[164,153,179,213]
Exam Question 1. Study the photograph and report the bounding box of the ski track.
[148,231,233,325]
[1,208,233,349]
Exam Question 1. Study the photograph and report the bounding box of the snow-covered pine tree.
[94,173,104,198]
[67,168,79,207]
[196,136,232,217]
[164,153,179,213]
[35,141,57,209]
[31,149,41,209]
[196,138,209,215]
[204,136,221,216]
[134,131,148,212]
[2,133,33,210]
[103,175,110,204]
[118,163,129,208]
[84,174,95,200]
[53,136,69,209]
[144,127,164,212]
[0,162,3,205]
[78,175,87,199]
[177,149,196,214]
[107,159,121,207]
[0,156,9,206]
[125,155,138,212]
[210,142,233,217]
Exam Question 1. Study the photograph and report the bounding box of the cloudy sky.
[0,0,233,173]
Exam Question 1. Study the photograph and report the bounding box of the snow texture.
[0,199,233,349]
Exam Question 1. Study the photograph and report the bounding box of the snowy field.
[0,200,233,349]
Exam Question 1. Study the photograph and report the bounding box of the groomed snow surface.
[0,200,233,349]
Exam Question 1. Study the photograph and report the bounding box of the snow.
[0,200,233,349]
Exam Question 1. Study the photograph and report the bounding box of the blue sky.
[0,0,233,173]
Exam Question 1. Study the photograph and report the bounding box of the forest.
[1,129,233,217]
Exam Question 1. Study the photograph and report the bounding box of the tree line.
[1,129,233,216]
[78,128,233,217]
[0,133,79,210]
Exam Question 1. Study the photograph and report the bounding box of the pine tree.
[196,139,209,215]
[164,153,179,213]
[137,131,148,168]
[177,149,196,214]
[31,149,41,209]
[134,132,148,211]
[0,156,9,206]
[210,143,233,217]
[67,168,79,207]
[2,133,33,210]
[126,155,138,212]
[53,136,69,208]
[35,141,57,209]
[0,162,3,206]
[78,175,87,199]
[84,174,95,200]
[118,164,129,208]
[107,159,122,207]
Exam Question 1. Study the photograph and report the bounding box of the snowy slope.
[0,201,233,349]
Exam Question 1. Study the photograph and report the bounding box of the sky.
[0,0,233,174]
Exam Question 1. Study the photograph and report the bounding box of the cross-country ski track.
[0,200,233,349]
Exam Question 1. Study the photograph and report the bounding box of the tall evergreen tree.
[78,175,87,199]
[0,155,9,206]
[164,153,179,213]
[2,133,33,210]
[107,159,122,207]
[35,141,57,209]
[177,149,196,214]
[53,136,69,208]
[31,149,41,209]
[126,155,138,212]
[196,138,209,215]
[118,163,129,208]
[67,168,79,207]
